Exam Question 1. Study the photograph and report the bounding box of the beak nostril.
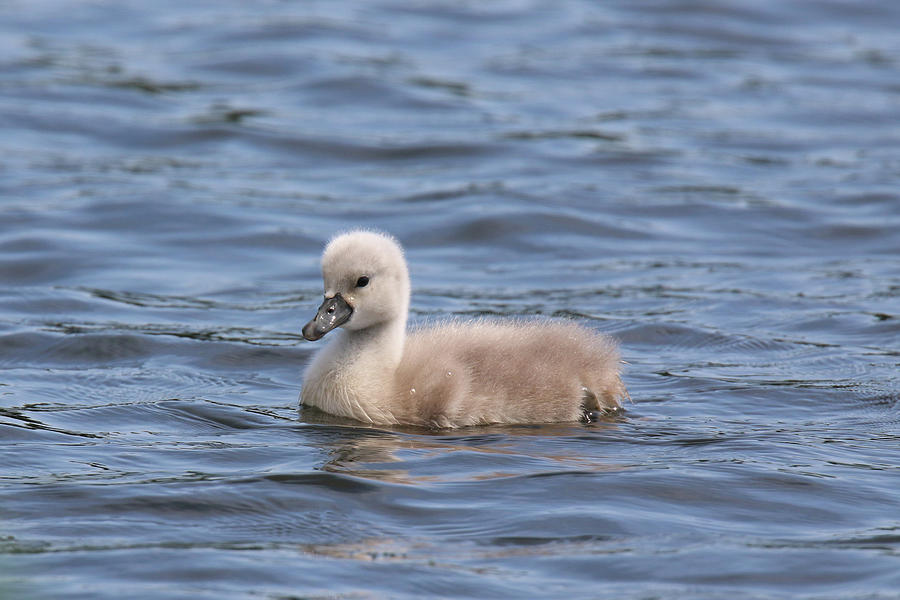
[304,293,352,341]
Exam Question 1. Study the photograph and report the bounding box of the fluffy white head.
[320,230,410,332]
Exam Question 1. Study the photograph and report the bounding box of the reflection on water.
[2,0,899,598]
[310,420,630,484]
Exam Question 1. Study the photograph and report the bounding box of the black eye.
[355,276,369,288]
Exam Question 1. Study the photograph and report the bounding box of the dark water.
[2,1,899,598]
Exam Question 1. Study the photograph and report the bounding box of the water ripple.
[3,0,900,598]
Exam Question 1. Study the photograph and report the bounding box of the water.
[1,0,899,598]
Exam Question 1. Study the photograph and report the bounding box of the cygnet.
[300,231,627,428]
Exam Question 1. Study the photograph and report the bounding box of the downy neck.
[337,315,407,376]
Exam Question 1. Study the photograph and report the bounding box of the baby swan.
[300,231,626,428]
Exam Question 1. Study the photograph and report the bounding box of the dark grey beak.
[302,293,353,341]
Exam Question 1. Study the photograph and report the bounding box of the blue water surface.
[1,1,899,598]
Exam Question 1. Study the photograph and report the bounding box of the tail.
[581,366,629,422]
